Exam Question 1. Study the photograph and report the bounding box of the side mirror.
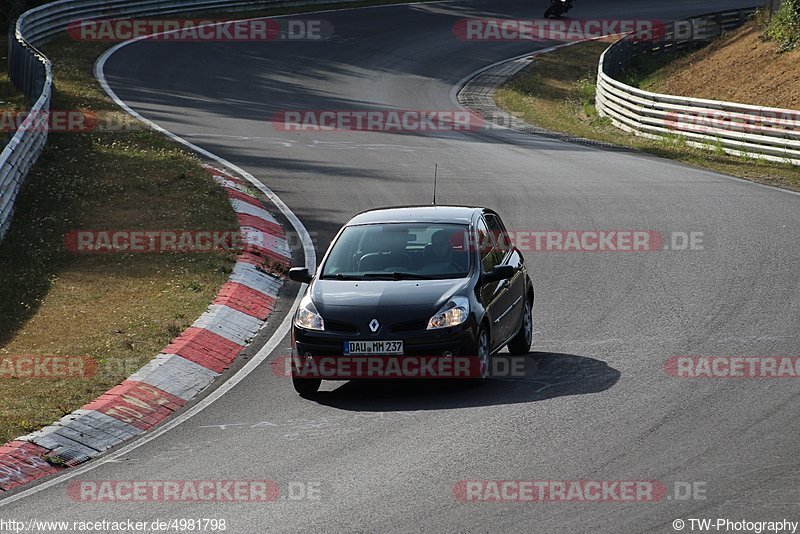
[288,267,313,284]
[483,265,515,284]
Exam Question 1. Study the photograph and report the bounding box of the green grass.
[494,39,800,191]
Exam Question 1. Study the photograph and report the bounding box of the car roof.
[347,205,492,226]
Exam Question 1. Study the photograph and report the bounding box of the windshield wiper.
[363,272,433,280]
[321,273,364,280]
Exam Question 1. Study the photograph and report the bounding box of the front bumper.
[291,323,478,380]
[292,323,475,358]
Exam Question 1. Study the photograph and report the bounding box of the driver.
[430,229,452,261]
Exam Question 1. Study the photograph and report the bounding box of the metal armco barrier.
[1,0,349,241]
[596,7,800,166]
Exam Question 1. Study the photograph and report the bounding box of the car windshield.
[321,223,472,280]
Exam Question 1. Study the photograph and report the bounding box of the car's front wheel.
[468,325,491,384]
[507,297,532,355]
[292,375,321,396]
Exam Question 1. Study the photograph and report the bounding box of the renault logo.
[369,319,381,333]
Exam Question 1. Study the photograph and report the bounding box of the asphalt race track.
[3,0,799,531]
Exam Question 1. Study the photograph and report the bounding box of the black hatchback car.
[288,206,534,395]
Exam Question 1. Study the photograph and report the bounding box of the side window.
[485,214,511,257]
[477,217,499,273]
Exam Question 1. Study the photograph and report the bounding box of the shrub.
[764,0,800,51]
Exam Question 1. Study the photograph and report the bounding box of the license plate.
[344,340,404,355]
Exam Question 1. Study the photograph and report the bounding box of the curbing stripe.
[214,172,291,267]
[49,419,128,450]
[64,410,143,442]
[230,262,283,297]
[210,170,243,186]
[237,213,285,237]
[242,226,290,258]
[245,245,291,269]
[162,327,245,374]
[243,245,291,268]
[236,251,275,267]
[226,188,267,209]
[83,381,187,431]
[211,175,246,191]
[43,411,137,448]
[230,199,279,223]
[0,443,62,491]
[19,430,100,459]
[0,460,54,491]
[40,427,104,454]
[213,281,278,320]
[127,353,220,401]
[192,304,264,346]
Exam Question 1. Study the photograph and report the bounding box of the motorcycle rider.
[544,0,574,18]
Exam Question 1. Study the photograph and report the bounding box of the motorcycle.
[544,0,574,18]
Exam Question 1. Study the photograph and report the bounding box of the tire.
[292,376,321,396]
[507,298,532,355]
[544,7,555,18]
[469,325,491,385]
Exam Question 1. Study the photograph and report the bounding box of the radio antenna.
[432,163,438,205]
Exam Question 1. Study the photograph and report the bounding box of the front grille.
[325,319,358,334]
[391,319,428,333]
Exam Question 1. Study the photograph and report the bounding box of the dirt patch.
[644,22,800,110]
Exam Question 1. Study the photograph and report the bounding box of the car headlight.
[295,295,325,331]
[427,296,469,330]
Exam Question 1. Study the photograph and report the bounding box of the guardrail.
[596,7,800,166]
[1,0,349,240]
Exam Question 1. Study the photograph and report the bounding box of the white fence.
[596,7,800,166]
